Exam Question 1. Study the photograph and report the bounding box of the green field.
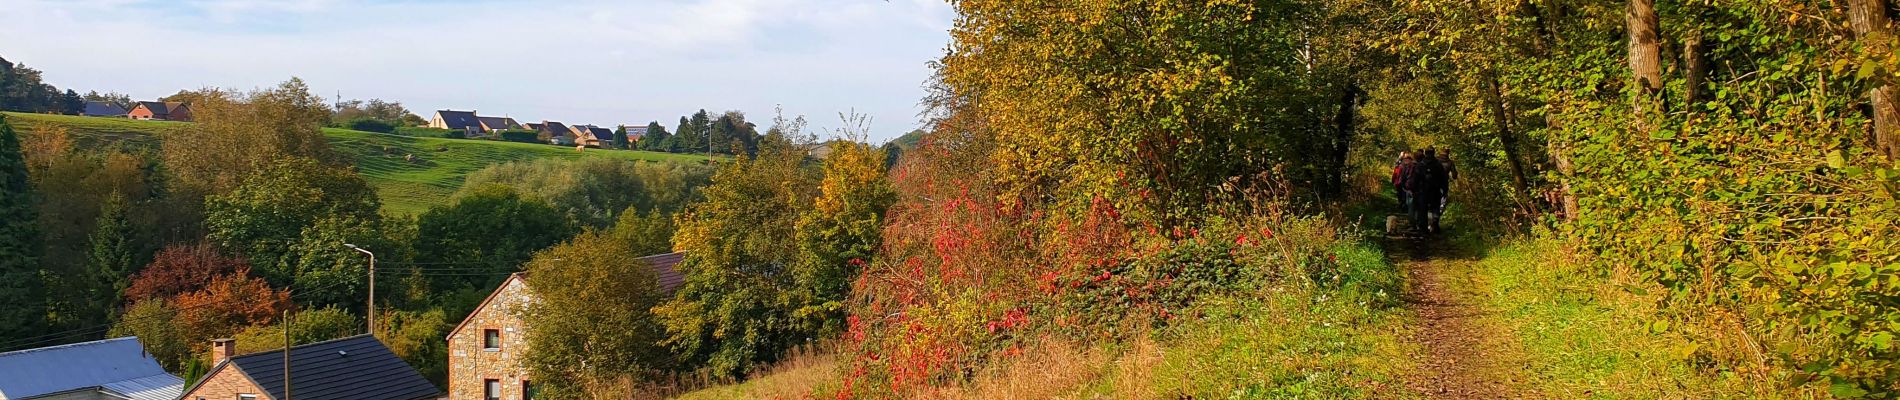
[2,112,714,214]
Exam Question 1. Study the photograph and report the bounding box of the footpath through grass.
[2,112,710,215]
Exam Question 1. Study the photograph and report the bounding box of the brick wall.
[182,365,270,400]
[448,276,535,400]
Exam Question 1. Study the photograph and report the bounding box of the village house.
[447,252,685,400]
[0,336,185,400]
[479,116,521,133]
[178,335,438,400]
[429,109,483,136]
[80,101,127,117]
[127,101,191,121]
[621,125,649,143]
[535,121,574,145]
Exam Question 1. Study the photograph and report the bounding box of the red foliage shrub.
[171,267,290,342]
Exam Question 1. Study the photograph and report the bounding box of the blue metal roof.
[0,336,182,399]
[100,374,186,400]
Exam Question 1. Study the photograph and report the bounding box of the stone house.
[447,252,685,400]
[178,335,438,400]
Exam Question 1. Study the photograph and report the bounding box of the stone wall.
[181,365,268,400]
[447,276,534,400]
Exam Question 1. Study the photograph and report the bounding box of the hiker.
[1437,151,1455,215]
[1392,151,1414,212]
[1409,148,1446,234]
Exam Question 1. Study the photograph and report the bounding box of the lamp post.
[344,244,375,334]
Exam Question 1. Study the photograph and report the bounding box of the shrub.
[344,118,395,133]
[498,129,541,143]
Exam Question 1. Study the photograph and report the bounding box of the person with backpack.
[1392,151,1414,213]
[1409,148,1446,235]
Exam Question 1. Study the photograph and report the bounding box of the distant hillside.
[3,112,712,214]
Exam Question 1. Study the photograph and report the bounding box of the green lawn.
[2,112,714,215]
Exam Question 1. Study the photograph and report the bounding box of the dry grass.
[907,339,1165,400]
[669,343,841,400]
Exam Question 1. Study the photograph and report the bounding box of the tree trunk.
[1628,0,1664,130]
[1546,115,1580,220]
[1848,0,1900,161]
[1682,32,1708,108]
[1328,83,1359,199]
[1487,71,1532,201]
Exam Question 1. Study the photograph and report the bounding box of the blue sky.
[1,0,954,142]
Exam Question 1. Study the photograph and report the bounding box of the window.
[522,380,538,400]
[484,379,501,400]
[239,395,257,400]
[483,329,501,350]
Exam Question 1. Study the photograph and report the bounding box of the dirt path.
[1395,238,1519,399]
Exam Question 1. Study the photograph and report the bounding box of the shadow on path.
[1389,234,1520,399]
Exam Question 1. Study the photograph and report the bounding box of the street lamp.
[344,244,376,334]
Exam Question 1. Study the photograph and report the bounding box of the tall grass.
[1474,238,1814,399]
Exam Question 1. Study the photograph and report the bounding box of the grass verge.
[1474,239,1798,399]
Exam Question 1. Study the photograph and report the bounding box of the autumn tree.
[520,230,675,397]
[123,242,248,302]
[790,137,894,336]
[162,78,336,200]
[654,117,819,378]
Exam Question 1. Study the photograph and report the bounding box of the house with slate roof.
[538,121,576,145]
[478,116,521,133]
[178,335,439,400]
[128,101,191,121]
[80,101,128,118]
[446,252,685,400]
[429,110,482,136]
[0,336,184,400]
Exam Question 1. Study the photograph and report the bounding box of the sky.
[0,0,954,143]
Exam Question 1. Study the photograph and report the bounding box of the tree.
[231,307,360,354]
[612,125,630,150]
[109,299,190,370]
[790,139,894,335]
[457,158,712,228]
[206,157,380,285]
[83,194,136,324]
[161,78,336,201]
[59,89,83,115]
[1848,0,1900,160]
[83,91,134,111]
[1628,0,1663,130]
[282,214,404,309]
[375,309,451,386]
[170,268,291,347]
[640,122,670,152]
[654,126,818,378]
[520,230,674,397]
[0,115,44,342]
[413,185,576,308]
[124,242,247,302]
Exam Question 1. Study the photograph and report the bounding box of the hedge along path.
[1395,236,1529,399]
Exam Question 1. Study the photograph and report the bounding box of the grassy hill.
[3,112,713,214]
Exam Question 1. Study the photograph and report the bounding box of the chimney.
[212,338,235,365]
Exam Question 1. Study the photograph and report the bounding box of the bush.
[344,118,395,133]
[497,129,541,144]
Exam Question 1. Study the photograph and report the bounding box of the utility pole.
[345,244,376,333]
[283,308,292,400]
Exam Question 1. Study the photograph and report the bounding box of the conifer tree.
[0,115,46,342]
